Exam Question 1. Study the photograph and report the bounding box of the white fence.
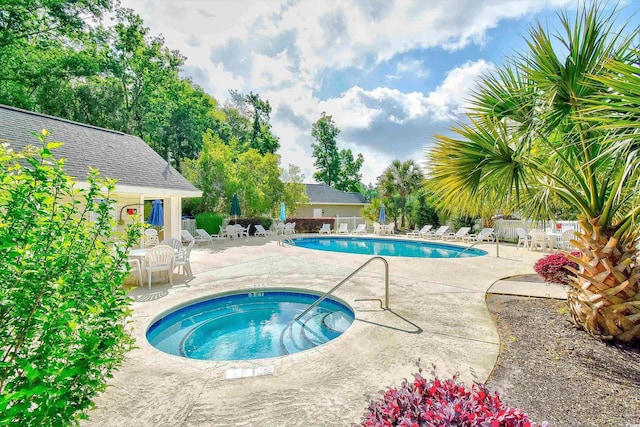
[494,219,580,242]
[182,218,197,235]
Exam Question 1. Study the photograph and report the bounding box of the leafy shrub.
[288,217,335,233]
[362,367,546,426]
[195,212,224,234]
[0,132,140,425]
[534,252,580,285]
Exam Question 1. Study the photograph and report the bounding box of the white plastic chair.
[226,225,238,239]
[174,240,195,280]
[528,229,548,251]
[372,222,382,235]
[443,227,471,241]
[336,223,348,234]
[143,228,159,247]
[318,223,331,234]
[284,223,296,234]
[559,229,575,250]
[144,245,175,289]
[123,259,142,287]
[235,224,249,238]
[385,222,395,235]
[423,225,450,239]
[160,238,184,254]
[196,228,216,243]
[464,228,495,243]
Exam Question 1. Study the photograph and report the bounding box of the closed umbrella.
[230,194,241,220]
[379,203,386,224]
[147,199,164,227]
[280,202,286,222]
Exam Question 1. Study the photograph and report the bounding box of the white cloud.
[117,0,574,184]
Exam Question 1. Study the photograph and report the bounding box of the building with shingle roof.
[0,104,202,240]
[297,184,368,218]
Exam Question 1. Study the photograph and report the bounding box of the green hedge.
[195,212,224,234]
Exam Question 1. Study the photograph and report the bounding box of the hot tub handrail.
[293,256,389,322]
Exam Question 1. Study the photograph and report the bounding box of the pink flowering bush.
[361,367,546,426]
[534,252,580,285]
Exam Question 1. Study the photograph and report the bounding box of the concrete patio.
[83,234,555,427]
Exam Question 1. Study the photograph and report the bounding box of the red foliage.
[361,369,546,427]
[287,217,335,233]
[534,252,580,285]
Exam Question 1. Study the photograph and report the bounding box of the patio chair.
[254,224,273,236]
[284,222,296,234]
[372,222,382,235]
[443,227,471,241]
[143,228,159,247]
[160,238,185,254]
[123,258,142,287]
[423,225,450,239]
[181,229,196,244]
[235,224,250,238]
[174,240,195,280]
[407,225,432,238]
[144,245,175,289]
[226,225,238,239]
[464,228,495,243]
[336,223,349,234]
[385,222,395,235]
[515,227,531,249]
[318,223,331,234]
[528,229,548,251]
[275,222,286,235]
[352,223,367,234]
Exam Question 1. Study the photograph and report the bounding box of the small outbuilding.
[0,104,202,241]
[297,183,368,218]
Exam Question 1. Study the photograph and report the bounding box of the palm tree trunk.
[566,218,640,342]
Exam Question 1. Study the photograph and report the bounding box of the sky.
[118,0,636,185]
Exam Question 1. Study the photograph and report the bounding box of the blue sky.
[120,0,637,185]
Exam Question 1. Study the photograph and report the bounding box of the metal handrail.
[455,233,499,258]
[294,256,389,321]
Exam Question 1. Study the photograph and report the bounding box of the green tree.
[412,190,440,229]
[281,164,310,217]
[427,5,640,342]
[311,112,364,191]
[226,90,279,155]
[0,131,140,424]
[378,159,424,228]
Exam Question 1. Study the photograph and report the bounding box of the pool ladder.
[294,256,389,322]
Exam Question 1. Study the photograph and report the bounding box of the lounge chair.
[254,224,273,237]
[464,228,495,243]
[515,227,531,249]
[443,227,471,241]
[352,223,367,234]
[423,225,450,239]
[182,229,207,245]
[318,223,331,234]
[196,228,220,242]
[336,223,348,234]
[407,225,432,238]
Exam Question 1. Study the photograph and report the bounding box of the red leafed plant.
[534,252,580,285]
[361,366,547,427]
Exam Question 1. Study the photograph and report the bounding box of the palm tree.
[426,5,640,342]
[378,159,424,228]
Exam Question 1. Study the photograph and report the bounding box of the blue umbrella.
[147,199,164,227]
[230,194,241,219]
[280,202,286,222]
[379,203,386,223]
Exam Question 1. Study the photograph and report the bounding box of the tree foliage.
[426,4,640,341]
[0,132,140,424]
[378,159,424,228]
[311,112,364,191]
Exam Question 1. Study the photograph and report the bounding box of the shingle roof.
[305,184,367,204]
[0,104,200,194]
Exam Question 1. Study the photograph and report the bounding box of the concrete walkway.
[83,235,555,427]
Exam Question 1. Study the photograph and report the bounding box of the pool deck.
[83,234,559,427]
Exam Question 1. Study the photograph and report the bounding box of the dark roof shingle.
[305,184,367,204]
[0,104,199,194]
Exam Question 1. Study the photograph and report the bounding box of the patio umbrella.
[379,203,386,223]
[280,202,286,222]
[146,199,164,227]
[230,194,241,220]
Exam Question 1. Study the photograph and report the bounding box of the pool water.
[147,290,354,361]
[290,237,487,258]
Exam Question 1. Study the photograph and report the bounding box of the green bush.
[195,212,224,234]
[0,131,140,425]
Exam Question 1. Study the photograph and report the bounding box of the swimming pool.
[146,290,354,361]
[290,236,487,258]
